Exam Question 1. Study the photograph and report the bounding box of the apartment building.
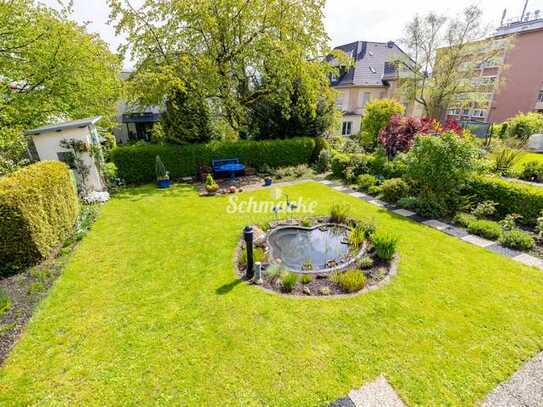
[330,41,418,136]
[447,8,543,123]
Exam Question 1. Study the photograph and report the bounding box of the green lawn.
[514,151,543,170]
[1,182,543,405]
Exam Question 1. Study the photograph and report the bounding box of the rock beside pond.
[303,286,311,295]
[319,287,331,296]
[253,226,266,245]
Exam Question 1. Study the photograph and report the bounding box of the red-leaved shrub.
[378,116,463,157]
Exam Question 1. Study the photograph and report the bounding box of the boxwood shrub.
[465,176,543,225]
[0,161,79,273]
[111,137,316,184]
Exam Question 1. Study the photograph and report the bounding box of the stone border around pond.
[266,223,367,274]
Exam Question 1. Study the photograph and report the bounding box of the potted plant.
[205,174,219,194]
[264,176,272,186]
[155,155,171,188]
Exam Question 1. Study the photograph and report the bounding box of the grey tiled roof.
[330,41,410,87]
[25,116,102,135]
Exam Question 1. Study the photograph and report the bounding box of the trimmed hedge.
[111,137,317,184]
[465,176,543,225]
[0,161,79,273]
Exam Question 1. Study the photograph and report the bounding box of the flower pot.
[264,178,272,186]
[157,179,171,188]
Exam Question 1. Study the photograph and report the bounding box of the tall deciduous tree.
[0,0,122,175]
[399,6,511,120]
[108,0,337,138]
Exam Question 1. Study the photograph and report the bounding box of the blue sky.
[42,0,543,69]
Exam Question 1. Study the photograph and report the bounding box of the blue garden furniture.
[212,159,245,179]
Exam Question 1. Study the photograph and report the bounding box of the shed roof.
[25,116,102,136]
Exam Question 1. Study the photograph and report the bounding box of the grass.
[513,152,543,171]
[1,182,543,405]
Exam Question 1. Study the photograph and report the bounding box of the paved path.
[483,352,543,406]
[330,376,405,407]
[319,179,543,272]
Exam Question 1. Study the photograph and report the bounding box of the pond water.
[267,225,352,272]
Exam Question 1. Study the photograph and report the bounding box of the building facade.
[330,41,419,136]
[447,11,543,124]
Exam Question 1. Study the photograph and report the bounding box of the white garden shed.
[25,117,106,193]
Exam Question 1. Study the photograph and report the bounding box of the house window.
[57,151,76,169]
[336,92,344,111]
[538,91,543,103]
[342,121,352,136]
[360,92,371,109]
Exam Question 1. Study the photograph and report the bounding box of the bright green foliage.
[240,246,265,266]
[300,274,312,285]
[520,161,543,183]
[330,270,366,293]
[467,219,502,240]
[506,113,543,144]
[161,89,214,144]
[0,127,29,177]
[3,183,543,405]
[360,99,405,150]
[357,218,377,239]
[315,149,332,173]
[471,200,497,219]
[372,232,398,262]
[381,178,410,203]
[454,212,477,228]
[111,137,315,184]
[358,256,374,270]
[0,161,79,273]
[0,0,121,131]
[499,229,535,251]
[493,148,522,175]
[499,214,522,232]
[405,132,478,217]
[356,174,377,191]
[109,0,335,137]
[0,288,10,317]
[368,185,383,196]
[280,273,298,293]
[348,225,366,248]
[397,196,418,210]
[465,176,543,225]
[330,203,350,224]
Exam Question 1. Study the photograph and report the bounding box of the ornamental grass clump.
[281,273,298,292]
[372,232,398,262]
[330,203,350,224]
[467,219,502,240]
[330,270,366,293]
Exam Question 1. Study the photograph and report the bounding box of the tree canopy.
[109,0,338,139]
[399,6,511,120]
[0,0,122,175]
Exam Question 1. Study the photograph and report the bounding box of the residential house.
[330,41,419,136]
[447,7,543,124]
[112,71,162,144]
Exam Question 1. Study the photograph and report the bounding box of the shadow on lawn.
[216,279,243,295]
[114,183,196,201]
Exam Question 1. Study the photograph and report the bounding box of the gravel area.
[483,352,543,406]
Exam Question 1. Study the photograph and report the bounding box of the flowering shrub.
[378,116,463,158]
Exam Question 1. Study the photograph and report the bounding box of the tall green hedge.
[111,137,317,184]
[465,176,543,225]
[0,161,79,273]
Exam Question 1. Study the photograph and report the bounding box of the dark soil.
[0,245,75,364]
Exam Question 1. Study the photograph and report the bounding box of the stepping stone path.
[330,376,405,407]
[483,352,543,406]
[318,180,543,272]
